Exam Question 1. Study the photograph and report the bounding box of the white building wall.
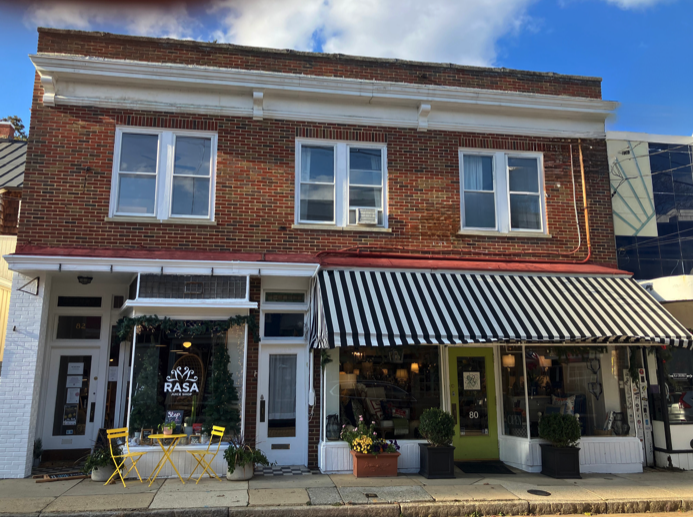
[0,273,51,478]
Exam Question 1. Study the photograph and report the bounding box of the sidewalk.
[2,467,693,517]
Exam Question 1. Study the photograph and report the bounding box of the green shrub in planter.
[538,413,580,448]
[418,408,456,479]
[224,436,270,480]
[82,444,121,475]
[538,413,581,479]
[419,408,455,447]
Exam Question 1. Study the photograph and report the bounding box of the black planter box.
[540,444,581,479]
[419,443,455,479]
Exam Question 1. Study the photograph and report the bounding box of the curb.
[12,498,693,517]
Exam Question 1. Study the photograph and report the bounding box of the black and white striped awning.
[309,269,692,349]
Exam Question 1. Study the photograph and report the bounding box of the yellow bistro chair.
[104,428,148,487]
[186,425,225,484]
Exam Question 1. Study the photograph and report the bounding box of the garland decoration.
[116,314,259,341]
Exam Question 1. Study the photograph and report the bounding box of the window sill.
[457,229,551,239]
[292,224,392,233]
[105,216,217,226]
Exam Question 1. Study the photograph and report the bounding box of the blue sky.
[1,0,691,136]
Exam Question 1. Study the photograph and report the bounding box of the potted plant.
[224,436,270,481]
[160,422,176,436]
[418,408,455,479]
[83,444,121,482]
[33,439,43,469]
[538,413,581,479]
[341,416,400,477]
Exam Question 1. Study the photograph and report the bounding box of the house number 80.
[469,411,479,419]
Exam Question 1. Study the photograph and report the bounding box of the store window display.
[501,345,636,438]
[338,346,440,439]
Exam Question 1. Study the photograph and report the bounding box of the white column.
[0,273,51,478]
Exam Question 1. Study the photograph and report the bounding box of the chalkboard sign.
[165,410,184,432]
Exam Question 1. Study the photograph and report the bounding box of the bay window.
[460,150,545,234]
[296,140,387,228]
[111,128,217,221]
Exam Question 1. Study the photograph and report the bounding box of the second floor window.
[460,150,545,234]
[296,140,387,228]
[111,128,217,221]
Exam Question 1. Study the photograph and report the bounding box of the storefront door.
[448,347,499,461]
[257,345,307,465]
[42,348,103,450]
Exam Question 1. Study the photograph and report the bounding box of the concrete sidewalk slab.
[581,485,681,500]
[150,489,248,508]
[338,485,433,504]
[407,474,482,486]
[249,476,334,489]
[41,492,155,512]
[329,474,420,487]
[476,474,568,486]
[62,478,163,495]
[307,487,342,505]
[568,474,648,486]
[503,484,604,502]
[248,488,310,506]
[0,497,55,514]
[0,478,82,498]
[424,484,519,501]
[158,477,248,492]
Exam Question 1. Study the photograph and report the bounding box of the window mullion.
[496,152,509,233]
[157,132,174,220]
[336,143,347,227]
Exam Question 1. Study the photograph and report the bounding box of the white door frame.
[256,343,309,466]
[42,346,104,450]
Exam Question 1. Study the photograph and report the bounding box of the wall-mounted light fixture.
[77,276,93,285]
[183,341,192,349]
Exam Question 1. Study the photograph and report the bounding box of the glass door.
[42,348,102,450]
[448,347,499,461]
[257,346,307,465]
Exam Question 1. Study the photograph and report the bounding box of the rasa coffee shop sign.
[164,366,199,396]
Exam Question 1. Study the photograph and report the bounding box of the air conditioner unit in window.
[356,208,378,226]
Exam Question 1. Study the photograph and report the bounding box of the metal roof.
[0,140,26,189]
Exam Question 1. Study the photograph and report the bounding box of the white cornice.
[4,254,319,277]
[31,54,617,138]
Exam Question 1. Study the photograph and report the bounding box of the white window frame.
[295,139,388,228]
[110,127,218,222]
[260,289,308,344]
[460,151,498,231]
[459,149,546,234]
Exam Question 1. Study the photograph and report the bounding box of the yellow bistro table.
[147,434,187,486]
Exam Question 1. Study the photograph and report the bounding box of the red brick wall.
[20,98,617,267]
[36,29,602,100]
[243,278,261,448]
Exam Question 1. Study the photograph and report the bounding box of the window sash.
[459,150,545,234]
[461,153,497,231]
[111,128,217,221]
[296,140,387,228]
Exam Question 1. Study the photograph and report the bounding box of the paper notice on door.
[66,375,82,388]
[108,366,119,382]
[62,404,78,426]
[66,387,80,404]
[67,362,84,375]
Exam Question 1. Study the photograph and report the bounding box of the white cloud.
[24,2,199,40]
[604,0,673,8]
[209,0,537,67]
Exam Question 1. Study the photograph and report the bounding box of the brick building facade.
[0,28,688,479]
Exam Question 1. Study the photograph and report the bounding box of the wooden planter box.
[540,444,581,479]
[350,450,400,477]
[419,444,455,479]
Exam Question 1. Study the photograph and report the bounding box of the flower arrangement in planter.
[418,408,456,479]
[224,435,270,481]
[538,412,581,479]
[341,416,401,477]
[83,444,121,482]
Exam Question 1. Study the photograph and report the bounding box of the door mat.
[455,461,515,475]
[254,465,322,476]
